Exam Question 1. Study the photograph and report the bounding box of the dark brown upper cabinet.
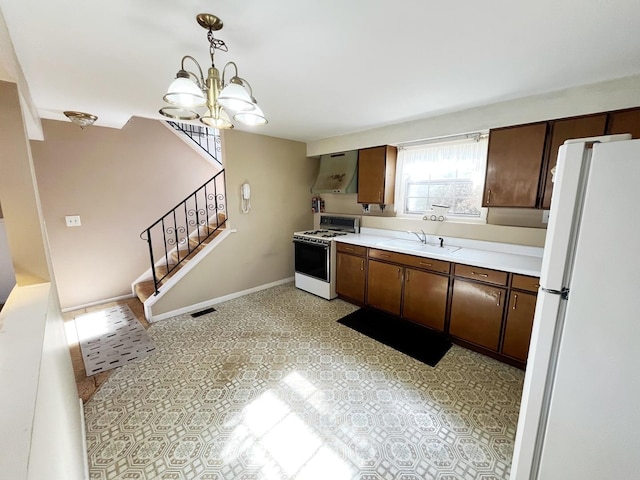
[606,107,640,138]
[540,114,607,209]
[357,145,397,206]
[484,107,640,210]
[483,122,548,208]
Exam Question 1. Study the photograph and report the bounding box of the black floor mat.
[337,308,451,367]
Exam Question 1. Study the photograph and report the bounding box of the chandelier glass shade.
[217,80,253,111]
[234,102,267,126]
[159,13,267,129]
[163,73,206,108]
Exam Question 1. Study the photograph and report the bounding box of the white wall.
[0,285,86,480]
[0,218,16,302]
[28,286,87,480]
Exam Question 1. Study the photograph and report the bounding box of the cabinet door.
[357,146,396,205]
[606,108,640,139]
[449,279,505,351]
[502,291,537,362]
[483,123,548,207]
[541,115,607,208]
[336,252,366,303]
[366,260,403,316]
[402,268,448,332]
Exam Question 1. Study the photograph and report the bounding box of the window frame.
[394,134,489,223]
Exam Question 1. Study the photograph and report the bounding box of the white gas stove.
[293,216,360,299]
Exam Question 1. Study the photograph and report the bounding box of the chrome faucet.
[408,230,427,244]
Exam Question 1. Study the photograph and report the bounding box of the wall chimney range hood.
[310,150,358,194]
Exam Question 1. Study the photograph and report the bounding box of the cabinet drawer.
[511,274,540,293]
[454,264,508,286]
[403,255,450,274]
[337,243,367,256]
[368,248,410,264]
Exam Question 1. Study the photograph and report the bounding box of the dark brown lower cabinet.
[366,259,403,316]
[402,268,448,332]
[449,279,506,351]
[336,252,366,304]
[334,243,539,369]
[502,291,537,361]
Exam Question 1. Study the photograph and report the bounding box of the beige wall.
[317,194,546,247]
[0,79,85,480]
[0,80,49,284]
[307,75,640,156]
[31,117,219,308]
[150,130,318,316]
[306,76,640,241]
[359,215,546,247]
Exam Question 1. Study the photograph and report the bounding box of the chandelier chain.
[207,29,228,63]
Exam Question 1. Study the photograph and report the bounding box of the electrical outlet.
[65,215,81,227]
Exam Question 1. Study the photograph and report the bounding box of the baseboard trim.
[148,277,294,323]
[79,398,89,479]
[61,293,135,313]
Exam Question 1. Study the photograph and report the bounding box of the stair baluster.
[140,169,227,296]
[166,121,222,167]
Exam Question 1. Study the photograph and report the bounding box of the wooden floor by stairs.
[134,223,225,304]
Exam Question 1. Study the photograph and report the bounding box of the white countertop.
[335,228,543,277]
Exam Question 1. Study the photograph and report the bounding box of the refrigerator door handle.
[540,287,570,299]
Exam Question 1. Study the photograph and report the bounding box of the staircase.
[131,122,230,321]
[133,211,228,304]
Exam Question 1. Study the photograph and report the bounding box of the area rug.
[75,305,156,375]
[337,308,451,367]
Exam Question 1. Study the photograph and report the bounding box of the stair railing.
[166,121,222,167]
[140,169,227,296]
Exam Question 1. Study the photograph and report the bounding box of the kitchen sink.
[376,239,461,254]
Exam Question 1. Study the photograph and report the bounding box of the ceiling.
[1,0,640,143]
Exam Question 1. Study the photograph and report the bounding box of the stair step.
[171,244,204,264]
[170,229,225,263]
[199,220,226,236]
[134,280,157,304]
[135,224,227,305]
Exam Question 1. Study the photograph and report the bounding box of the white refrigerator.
[510,134,640,479]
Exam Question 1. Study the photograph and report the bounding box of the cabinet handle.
[471,271,489,278]
[380,254,390,258]
[406,270,410,282]
[497,291,502,307]
[534,284,540,289]
[419,262,432,267]
[378,191,382,202]
[360,259,364,271]
[345,247,354,251]
[512,293,518,310]
[397,268,401,280]
[486,189,492,204]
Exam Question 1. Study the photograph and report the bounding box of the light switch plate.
[65,215,81,227]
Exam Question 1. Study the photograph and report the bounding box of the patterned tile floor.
[84,283,525,480]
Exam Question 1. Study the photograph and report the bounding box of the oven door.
[293,240,330,282]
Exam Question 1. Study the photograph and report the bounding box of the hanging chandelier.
[159,13,267,129]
